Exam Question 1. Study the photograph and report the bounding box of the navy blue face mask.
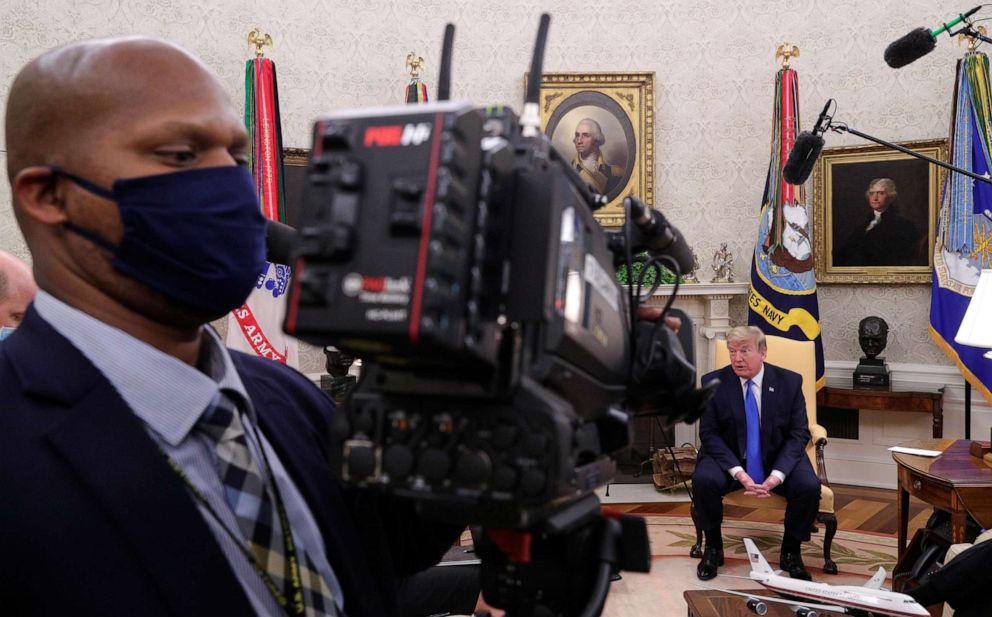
[50,165,266,316]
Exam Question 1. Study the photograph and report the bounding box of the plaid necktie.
[198,393,338,616]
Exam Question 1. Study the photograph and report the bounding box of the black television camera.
[282,15,713,616]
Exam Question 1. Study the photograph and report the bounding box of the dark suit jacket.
[696,363,810,479]
[0,307,460,616]
[834,207,922,267]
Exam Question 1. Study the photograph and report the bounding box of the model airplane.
[702,538,930,617]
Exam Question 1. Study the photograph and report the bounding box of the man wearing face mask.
[0,250,37,340]
[0,37,462,616]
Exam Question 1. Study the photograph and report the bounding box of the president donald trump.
[691,326,820,581]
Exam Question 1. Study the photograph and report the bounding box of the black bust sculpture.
[854,316,890,388]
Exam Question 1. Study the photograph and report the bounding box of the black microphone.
[884,28,937,68]
[436,24,454,101]
[520,13,551,138]
[884,6,981,68]
[265,219,300,264]
[626,196,694,275]
[782,99,832,185]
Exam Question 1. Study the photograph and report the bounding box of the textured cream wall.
[0,0,972,371]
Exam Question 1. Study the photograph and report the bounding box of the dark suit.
[691,363,820,541]
[0,308,461,616]
[834,207,922,267]
[908,539,992,616]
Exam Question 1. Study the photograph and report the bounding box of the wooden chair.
[689,335,838,574]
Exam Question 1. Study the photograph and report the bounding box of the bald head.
[5,36,228,180]
[3,36,248,332]
[5,36,243,273]
[0,250,37,327]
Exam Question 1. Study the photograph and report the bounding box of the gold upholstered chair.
[689,334,838,574]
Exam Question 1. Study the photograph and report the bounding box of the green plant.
[615,252,678,286]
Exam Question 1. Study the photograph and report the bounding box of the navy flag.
[748,66,825,388]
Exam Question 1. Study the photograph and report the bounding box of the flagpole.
[966,381,972,439]
[227,28,299,367]
[748,43,826,388]
[930,47,992,415]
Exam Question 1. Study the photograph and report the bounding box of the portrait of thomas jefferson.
[833,177,924,267]
[827,156,931,269]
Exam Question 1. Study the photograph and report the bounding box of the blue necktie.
[744,379,765,484]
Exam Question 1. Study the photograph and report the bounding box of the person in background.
[906,540,992,617]
[0,249,36,338]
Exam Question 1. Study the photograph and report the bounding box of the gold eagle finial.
[247,28,273,58]
[776,43,800,69]
[959,25,988,52]
[406,52,425,79]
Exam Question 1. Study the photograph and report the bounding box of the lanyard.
[163,418,308,617]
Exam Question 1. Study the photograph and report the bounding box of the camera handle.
[474,495,650,617]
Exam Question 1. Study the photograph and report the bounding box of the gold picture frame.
[531,72,655,227]
[283,147,309,166]
[282,147,310,227]
[812,138,947,284]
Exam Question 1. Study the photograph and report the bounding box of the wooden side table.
[892,439,992,558]
[817,386,944,438]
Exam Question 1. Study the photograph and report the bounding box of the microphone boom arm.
[829,121,992,185]
[952,23,992,45]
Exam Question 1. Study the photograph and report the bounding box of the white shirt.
[580,153,600,172]
[739,365,765,419]
[865,207,887,232]
[728,364,786,483]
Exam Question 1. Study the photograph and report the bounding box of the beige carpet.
[604,557,874,617]
[644,514,897,576]
[454,513,901,616]
[601,514,899,616]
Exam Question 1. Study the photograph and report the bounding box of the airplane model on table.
[703,538,930,617]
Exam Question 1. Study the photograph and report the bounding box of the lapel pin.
[768,386,775,392]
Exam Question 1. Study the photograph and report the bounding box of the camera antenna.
[437,23,455,101]
[520,13,550,137]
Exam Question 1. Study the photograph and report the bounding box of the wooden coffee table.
[684,588,846,616]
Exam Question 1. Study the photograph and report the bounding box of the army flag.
[748,66,825,388]
[929,52,992,405]
[225,56,299,367]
